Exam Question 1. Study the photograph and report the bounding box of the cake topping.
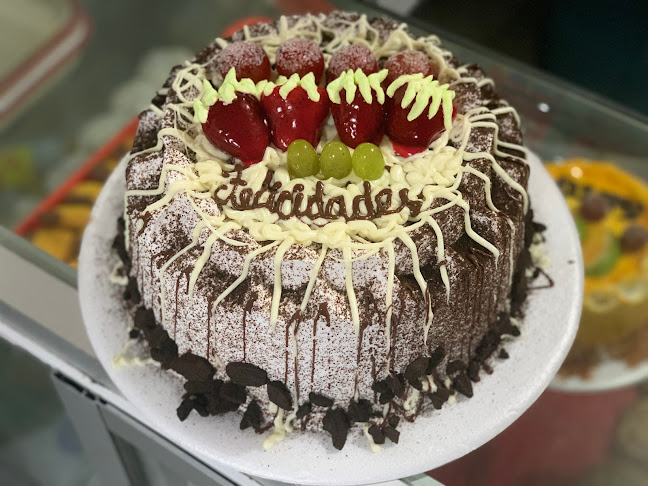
[351,142,385,180]
[287,139,320,178]
[225,362,269,386]
[328,69,388,148]
[320,141,352,179]
[620,225,648,253]
[385,74,456,157]
[309,392,334,407]
[170,353,215,382]
[260,76,330,151]
[275,37,325,82]
[240,400,263,430]
[580,193,609,221]
[384,50,435,86]
[200,91,270,165]
[267,380,293,410]
[327,44,378,80]
[218,41,271,83]
[322,408,351,450]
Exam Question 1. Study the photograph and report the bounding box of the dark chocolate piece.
[427,346,446,373]
[383,426,400,444]
[134,307,156,330]
[446,360,466,375]
[267,381,292,410]
[225,362,269,387]
[429,388,450,409]
[404,356,430,381]
[388,415,400,428]
[240,400,263,430]
[309,392,334,408]
[171,353,215,382]
[348,399,372,423]
[220,381,247,405]
[295,402,312,419]
[322,408,350,450]
[453,373,474,398]
[177,398,194,421]
[368,424,385,445]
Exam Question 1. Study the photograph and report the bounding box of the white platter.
[79,150,583,485]
[551,357,648,393]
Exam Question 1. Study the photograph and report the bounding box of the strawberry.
[218,41,271,83]
[331,90,385,148]
[261,85,330,151]
[385,86,457,157]
[384,50,436,86]
[327,45,378,81]
[275,38,325,83]
[202,93,270,165]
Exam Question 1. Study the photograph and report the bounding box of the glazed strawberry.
[218,41,271,83]
[384,50,436,86]
[331,91,385,148]
[261,84,330,151]
[385,84,457,157]
[327,44,378,81]
[202,93,270,165]
[275,38,325,83]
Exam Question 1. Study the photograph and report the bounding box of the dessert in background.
[548,159,648,377]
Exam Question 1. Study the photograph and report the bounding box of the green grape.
[352,142,384,181]
[320,141,352,179]
[287,139,319,178]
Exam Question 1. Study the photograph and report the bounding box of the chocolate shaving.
[225,362,269,387]
[498,349,509,359]
[267,381,292,410]
[388,415,400,428]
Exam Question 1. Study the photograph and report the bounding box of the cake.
[114,11,544,450]
[548,160,648,376]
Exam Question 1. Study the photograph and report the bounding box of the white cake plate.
[551,357,648,393]
[79,150,583,486]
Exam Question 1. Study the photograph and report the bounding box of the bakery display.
[548,160,648,377]
[115,11,545,450]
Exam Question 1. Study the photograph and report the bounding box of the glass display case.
[1,0,647,484]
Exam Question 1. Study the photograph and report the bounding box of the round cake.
[548,160,648,376]
[115,11,543,450]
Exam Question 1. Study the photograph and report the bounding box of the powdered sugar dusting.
[275,38,324,79]
[218,41,268,77]
[327,44,378,79]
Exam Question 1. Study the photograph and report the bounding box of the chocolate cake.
[116,11,542,450]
